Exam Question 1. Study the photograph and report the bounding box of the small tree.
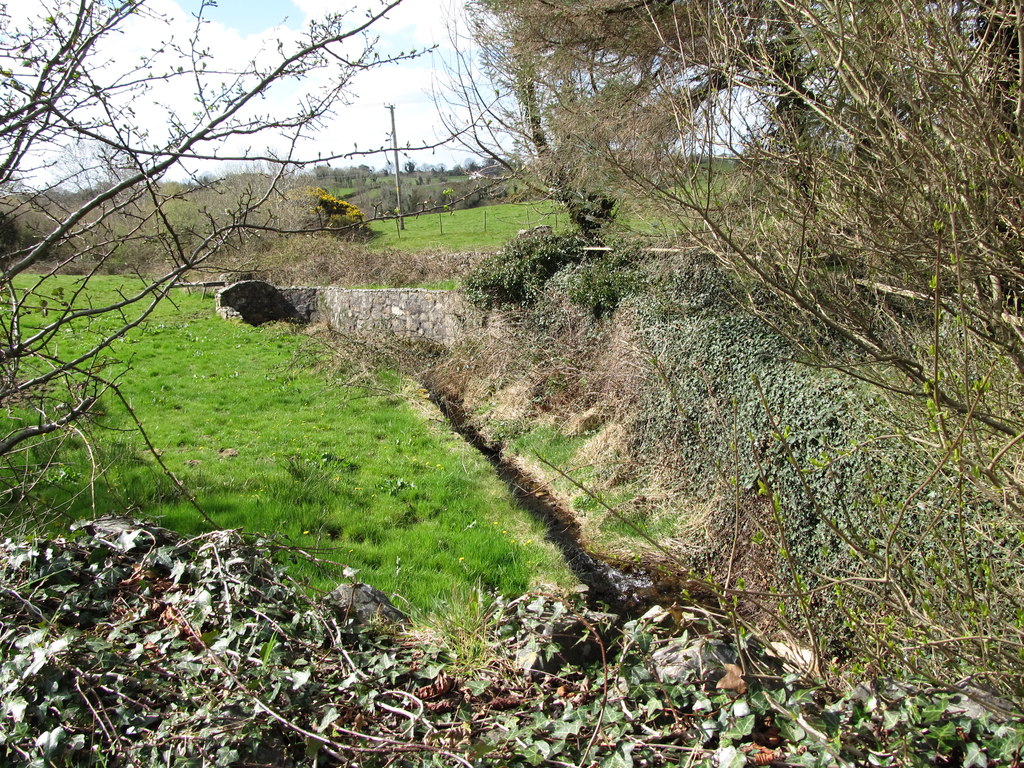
[440,0,627,240]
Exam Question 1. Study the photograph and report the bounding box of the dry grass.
[216,235,487,288]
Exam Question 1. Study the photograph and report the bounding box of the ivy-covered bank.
[436,235,1024,703]
[2,519,1020,767]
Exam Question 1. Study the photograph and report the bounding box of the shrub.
[297,187,368,238]
[562,241,646,317]
[0,209,17,256]
[253,237,479,287]
[463,232,588,308]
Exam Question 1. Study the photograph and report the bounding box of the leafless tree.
[0,0,415,508]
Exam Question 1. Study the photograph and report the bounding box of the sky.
[167,0,474,172]
[4,0,479,184]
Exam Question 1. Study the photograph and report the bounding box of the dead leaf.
[416,672,455,700]
[716,663,748,694]
[746,746,779,765]
[487,695,522,710]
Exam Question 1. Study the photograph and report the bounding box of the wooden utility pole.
[386,104,405,230]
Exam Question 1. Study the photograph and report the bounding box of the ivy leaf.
[291,669,311,690]
[316,707,339,733]
[723,714,756,740]
[3,697,28,723]
[963,742,987,768]
[778,717,807,743]
[714,745,746,768]
[601,742,635,768]
[34,726,65,756]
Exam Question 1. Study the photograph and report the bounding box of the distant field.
[324,185,357,198]
[369,200,568,251]
[4,276,574,610]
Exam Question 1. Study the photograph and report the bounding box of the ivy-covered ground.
[2,519,1020,767]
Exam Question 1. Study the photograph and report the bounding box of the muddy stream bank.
[422,377,702,617]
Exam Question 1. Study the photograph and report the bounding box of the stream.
[424,379,697,616]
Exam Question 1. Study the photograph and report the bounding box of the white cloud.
[10,0,470,185]
[288,0,455,53]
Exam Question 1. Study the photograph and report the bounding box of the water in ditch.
[424,381,700,616]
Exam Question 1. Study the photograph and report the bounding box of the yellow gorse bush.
[294,187,367,236]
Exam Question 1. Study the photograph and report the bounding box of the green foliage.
[464,233,589,308]
[465,235,646,314]
[559,241,646,317]
[4,532,1018,767]
[628,256,1001,664]
[645,259,1022,688]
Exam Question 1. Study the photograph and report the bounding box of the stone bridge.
[215,281,490,345]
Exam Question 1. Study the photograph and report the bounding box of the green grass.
[326,186,357,198]
[368,198,697,254]
[504,422,669,544]
[4,275,575,611]
[370,201,568,251]
[508,424,590,470]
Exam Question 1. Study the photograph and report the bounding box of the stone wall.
[216,282,318,325]
[317,288,484,346]
[216,281,491,345]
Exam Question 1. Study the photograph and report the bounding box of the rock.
[516,225,554,239]
[652,637,739,688]
[952,686,1016,721]
[853,678,1016,722]
[323,582,409,626]
[216,284,487,346]
[72,516,180,551]
[768,640,816,673]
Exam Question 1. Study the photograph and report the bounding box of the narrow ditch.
[423,377,701,616]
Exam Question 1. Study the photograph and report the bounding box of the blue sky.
[183,0,302,37]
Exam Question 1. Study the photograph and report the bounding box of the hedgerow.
[463,233,589,308]
[448,241,1024,700]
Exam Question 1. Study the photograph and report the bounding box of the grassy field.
[366,199,695,253]
[369,200,568,251]
[5,276,574,611]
